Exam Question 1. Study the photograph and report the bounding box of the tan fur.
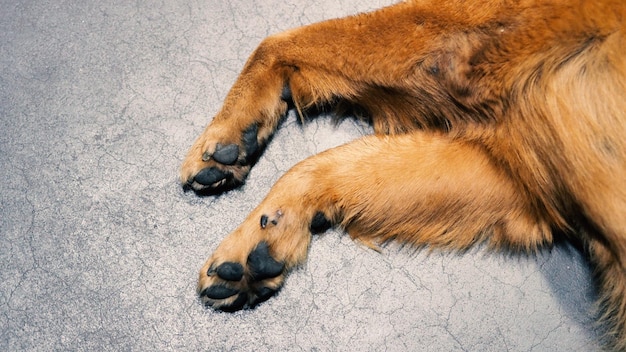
[181,0,626,348]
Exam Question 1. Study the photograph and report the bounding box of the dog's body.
[181,0,626,348]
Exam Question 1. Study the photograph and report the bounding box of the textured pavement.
[0,1,601,350]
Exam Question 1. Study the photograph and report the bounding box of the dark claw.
[260,211,282,229]
[242,124,259,161]
[194,167,229,186]
[216,262,244,281]
[310,211,332,234]
[212,143,240,165]
[202,285,239,300]
[247,242,285,280]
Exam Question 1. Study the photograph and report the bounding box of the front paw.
[198,241,286,311]
[181,123,261,193]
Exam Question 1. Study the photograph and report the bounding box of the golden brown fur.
[181,0,626,348]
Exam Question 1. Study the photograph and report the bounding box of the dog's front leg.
[180,2,437,193]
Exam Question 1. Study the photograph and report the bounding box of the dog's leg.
[180,2,440,193]
[197,132,553,310]
[585,204,626,350]
[588,238,626,350]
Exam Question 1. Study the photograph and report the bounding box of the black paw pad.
[215,262,244,281]
[218,293,248,312]
[255,287,276,301]
[212,143,240,165]
[310,211,332,234]
[250,287,277,307]
[247,242,284,280]
[193,167,229,186]
[242,124,259,161]
[202,285,238,300]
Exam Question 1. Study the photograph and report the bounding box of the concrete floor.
[0,1,601,350]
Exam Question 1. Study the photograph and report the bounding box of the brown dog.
[181,0,626,348]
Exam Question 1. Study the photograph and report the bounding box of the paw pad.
[242,124,259,161]
[192,167,230,187]
[210,143,240,165]
[247,242,285,280]
[310,211,331,234]
[202,285,239,300]
[213,262,244,281]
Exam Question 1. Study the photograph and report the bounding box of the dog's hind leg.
[196,132,554,310]
[588,235,626,350]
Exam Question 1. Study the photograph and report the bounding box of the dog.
[180,0,626,348]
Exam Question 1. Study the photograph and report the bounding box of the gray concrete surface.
[0,1,601,350]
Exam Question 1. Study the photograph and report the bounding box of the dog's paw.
[198,241,286,310]
[197,200,328,310]
[181,123,261,193]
